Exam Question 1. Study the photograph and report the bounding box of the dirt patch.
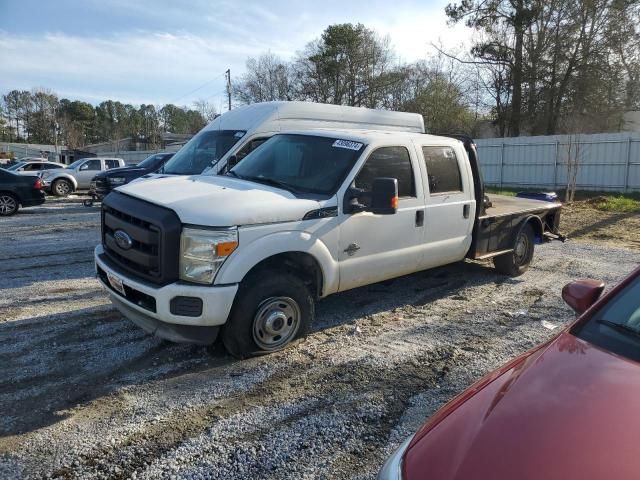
[560,201,640,250]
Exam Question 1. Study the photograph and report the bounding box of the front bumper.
[95,245,238,344]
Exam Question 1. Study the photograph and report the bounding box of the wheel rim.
[252,296,301,351]
[0,195,17,215]
[55,181,70,195]
[514,232,531,265]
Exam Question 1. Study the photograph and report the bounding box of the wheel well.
[243,252,324,298]
[0,191,20,203]
[53,177,75,190]
[523,216,543,242]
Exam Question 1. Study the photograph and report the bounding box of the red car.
[379,265,640,480]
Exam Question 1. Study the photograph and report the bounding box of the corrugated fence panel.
[476,133,640,192]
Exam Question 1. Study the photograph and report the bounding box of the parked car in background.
[160,101,425,177]
[40,157,125,196]
[89,152,174,199]
[0,168,46,216]
[7,160,65,176]
[378,266,640,480]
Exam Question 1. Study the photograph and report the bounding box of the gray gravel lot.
[1,197,639,479]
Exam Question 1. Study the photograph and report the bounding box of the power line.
[169,71,227,104]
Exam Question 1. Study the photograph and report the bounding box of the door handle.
[415,210,424,227]
[463,204,470,219]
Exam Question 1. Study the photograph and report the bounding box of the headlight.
[109,177,127,185]
[377,435,413,480]
[179,227,238,284]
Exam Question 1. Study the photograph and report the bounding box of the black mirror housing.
[370,177,398,215]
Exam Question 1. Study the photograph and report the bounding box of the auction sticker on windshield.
[107,271,126,296]
[332,140,363,151]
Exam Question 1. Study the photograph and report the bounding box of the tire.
[493,223,535,276]
[222,272,314,359]
[0,193,19,216]
[52,179,72,197]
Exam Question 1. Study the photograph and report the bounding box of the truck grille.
[101,192,181,285]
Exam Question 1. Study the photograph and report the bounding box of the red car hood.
[404,332,640,480]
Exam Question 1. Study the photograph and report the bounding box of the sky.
[0,0,472,112]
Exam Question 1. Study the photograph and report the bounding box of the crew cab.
[95,129,563,358]
[41,157,125,196]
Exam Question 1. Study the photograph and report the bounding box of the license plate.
[107,271,126,296]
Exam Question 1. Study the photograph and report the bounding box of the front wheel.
[0,193,19,216]
[222,272,314,359]
[493,224,535,276]
[52,179,72,197]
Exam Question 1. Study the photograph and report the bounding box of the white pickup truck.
[95,129,563,358]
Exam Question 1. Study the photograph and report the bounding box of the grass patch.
[589,196,640,213]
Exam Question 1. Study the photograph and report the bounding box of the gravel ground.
[0,197,638,479]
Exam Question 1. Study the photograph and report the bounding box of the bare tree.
[235,52,294,104]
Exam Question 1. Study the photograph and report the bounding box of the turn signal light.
[391,196,398,209]
[216,241,238,256]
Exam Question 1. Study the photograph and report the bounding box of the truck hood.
[116,175,323,226]
[403,332,640,480]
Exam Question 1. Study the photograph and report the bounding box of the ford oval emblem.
[114,229,133,250]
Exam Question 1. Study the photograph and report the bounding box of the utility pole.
[225,69,232,111]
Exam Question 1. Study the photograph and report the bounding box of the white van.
[161,101,425,176]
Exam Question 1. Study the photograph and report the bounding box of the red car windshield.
[573,276,640,362]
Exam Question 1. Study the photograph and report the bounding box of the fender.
[215,230,339,296]
[50,172,78,190]
[516,215,543,243]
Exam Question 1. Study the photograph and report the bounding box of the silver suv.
[41,157,125,196]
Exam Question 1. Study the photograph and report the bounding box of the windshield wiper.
[597,319,640,339]
[226,170,243,179]
[242,176,302,194]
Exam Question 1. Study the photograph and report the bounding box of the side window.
[44,164,62,170]
[105,160,120,169]
[422,146,462,194]
[235,137,269,161]
[25,163,41,171]
[354,146,415,202]
[80,159,102,171]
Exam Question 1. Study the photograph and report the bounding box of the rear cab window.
[421,146,463,195]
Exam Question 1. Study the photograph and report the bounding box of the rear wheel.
[0,193,19,216]
[222,272,314,359]
[52,179,72,197]
[493,224,535,276]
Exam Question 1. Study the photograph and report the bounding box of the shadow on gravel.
[0,259,509,439]
[314,259,519,331]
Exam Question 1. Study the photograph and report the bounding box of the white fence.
[476,132,640,192]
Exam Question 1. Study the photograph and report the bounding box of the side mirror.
[562,279,605,314]
[369,177,398,215]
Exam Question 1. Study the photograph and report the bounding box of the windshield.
[229,134,364,196]
[68,159,88,169]
[163,130,245,175]
[137,153,169,169]
[7,162,25,171]
[573,275,640,362]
